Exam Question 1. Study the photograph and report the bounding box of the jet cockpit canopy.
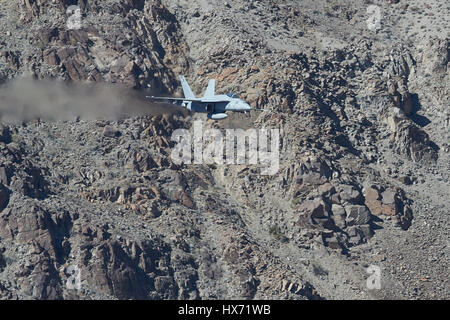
[226,93,240,98]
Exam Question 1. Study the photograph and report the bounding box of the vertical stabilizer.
[203,79,215,98]
[179,75,195,99]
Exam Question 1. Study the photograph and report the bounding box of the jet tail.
[203,79,215,98]
[179,76,195,99]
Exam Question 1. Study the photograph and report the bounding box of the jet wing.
[146,96,201,102]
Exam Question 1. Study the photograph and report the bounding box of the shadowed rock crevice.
[0,0,448,300]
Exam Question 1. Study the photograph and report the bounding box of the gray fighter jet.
[146,76,264,120]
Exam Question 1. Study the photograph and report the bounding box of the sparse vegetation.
[291,195,304,206]
[269,225,289,243]
[312,261,328,277]
[207,163,218,170]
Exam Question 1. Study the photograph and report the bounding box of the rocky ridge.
[0,0,448,299]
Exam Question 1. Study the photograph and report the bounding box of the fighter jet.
[146,76,264,120]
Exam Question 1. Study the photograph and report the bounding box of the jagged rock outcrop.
[0,0,448,301]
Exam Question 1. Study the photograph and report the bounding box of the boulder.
[297,198,334,229]
[298,199,328,219]
[331,204,346,229]
[346,224,373,246]
[345,205,371,225]
[391,119,438,163]
[381,188,396,204]
[380,188,399,215]
[338,184,361,204]
[102,126,121,138]
[381,204,398,216]
[317,183,336,197]
[364,186,383,216]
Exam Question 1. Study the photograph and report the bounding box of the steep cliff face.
[0,0,448,300]
[1,0,190,91]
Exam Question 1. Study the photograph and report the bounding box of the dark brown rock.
[43,49,60,66]
[364,186,383,216]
